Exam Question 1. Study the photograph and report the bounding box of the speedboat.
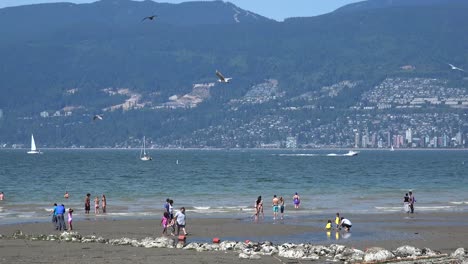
[343,150,359,156]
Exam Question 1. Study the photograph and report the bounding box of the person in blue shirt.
[56,204,67,231]
[50,203,58,230]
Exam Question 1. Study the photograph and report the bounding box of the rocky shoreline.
[2,230,466,263]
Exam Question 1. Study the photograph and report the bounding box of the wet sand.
[0,212,467,263]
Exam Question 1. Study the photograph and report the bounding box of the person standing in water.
[84,193,91,214]
[279,196,285,219]
[409,191,416,214]
[94,196,100,215]
[293,192,300,209]
[272,195,279,220]
[403,193,410,213]
[101,194,107,213]
[254,196,264,219]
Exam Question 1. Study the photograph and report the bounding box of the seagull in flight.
[93,114,103,121]
[142,15,157,22]
[215,70,232,83]
[448,63,465,72]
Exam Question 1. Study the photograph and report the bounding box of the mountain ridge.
[0,0,467,148]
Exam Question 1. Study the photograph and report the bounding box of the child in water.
[335,213,340,230]
[161,212,170,236]
[325,219,332,230]
[68,208,74,231]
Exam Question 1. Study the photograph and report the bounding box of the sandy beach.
[1,212,467,263]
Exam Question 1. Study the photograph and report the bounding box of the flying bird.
[448,63,465,72]
[215,70,232,83]
[142,15,157,22]
[93,114,103,121]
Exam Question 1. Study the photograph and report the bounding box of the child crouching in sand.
[161,212,171,236]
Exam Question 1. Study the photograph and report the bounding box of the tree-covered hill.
[0,0,467,148]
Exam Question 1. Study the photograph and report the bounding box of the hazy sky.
[0,0,363,21]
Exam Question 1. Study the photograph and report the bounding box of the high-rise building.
[456,132,462,146]
[354,132,359,148]
[286,136,297,149]
[405,128,412,144]
[361,134,369,148]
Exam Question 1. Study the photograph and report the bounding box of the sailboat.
[390,145,395,151]
[27,134,41,154]
[140,136,152,161]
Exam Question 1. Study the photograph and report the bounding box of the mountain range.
[0,0,467,148]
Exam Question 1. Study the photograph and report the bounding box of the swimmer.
[64,191,69,199]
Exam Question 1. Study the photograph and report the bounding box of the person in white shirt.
[338,217,352,232]
[174,207,188,236]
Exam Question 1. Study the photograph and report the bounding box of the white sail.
[27,134,41,154]
[140,136,152,161]
[31,134,36,151]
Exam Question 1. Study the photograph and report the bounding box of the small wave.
[193,206,210,210]
[278,154,319,157]
[449,201,468,205]
[417,206,455,211]
[375,206,401,212]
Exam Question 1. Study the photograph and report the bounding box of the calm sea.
[0,149,467,223]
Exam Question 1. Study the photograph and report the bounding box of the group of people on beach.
[51,203,73,231]
[161,198,188,237]
[253,192,301,221]
[84,193,107,215]
[403,191,416,214]
[326,212,352,232]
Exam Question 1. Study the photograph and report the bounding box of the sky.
[0,0,363,21]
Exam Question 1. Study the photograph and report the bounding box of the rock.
[219,241,237,251]
[421,247,440,256]
[260,245,278,255]
[364,247,395,262]
[336,247,365,262]
[329,244,346,255]
[139,237,175,248]
[183,242,202,250]
[234,242,247,251]
[46,234,58,241]
[31,234,48,241]
[176,242,185,249]
[238,253,250,259]
[310,245,330,256]
[278,247,305,259]
[451,248,466,259]
[302,253,320,260]
[12,230,26,239]
[59,231,82,242]
[394,245,422,257]
[108,237,137,246]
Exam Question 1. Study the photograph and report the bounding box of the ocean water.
[0,149,467,223]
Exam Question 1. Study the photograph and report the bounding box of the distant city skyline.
[0,0,363,21]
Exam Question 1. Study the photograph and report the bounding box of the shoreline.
[1,147,467,151]
[1,212,467,253]
[1,212,467,263]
